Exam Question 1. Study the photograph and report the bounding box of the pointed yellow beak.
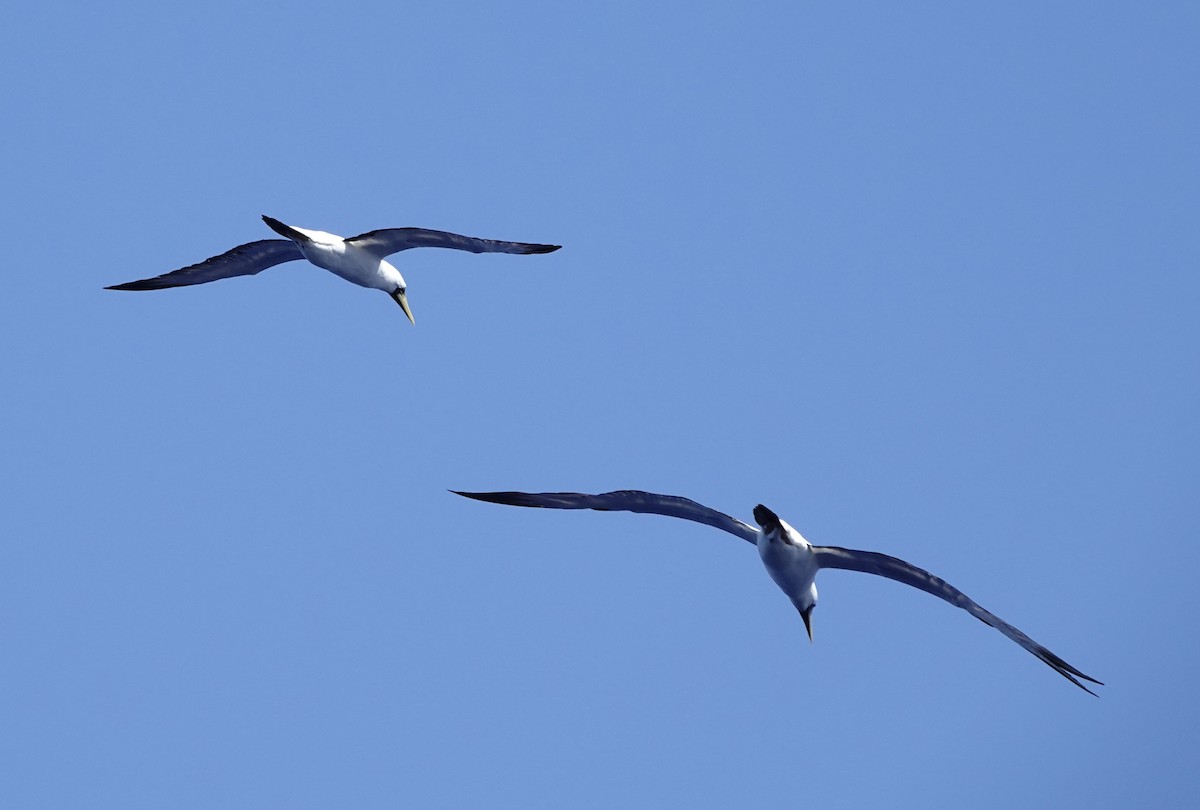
[800,605,814,643]
[392,290,415,324]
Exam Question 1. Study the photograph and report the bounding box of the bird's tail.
[262,216,310,244]
[753,504,781,531]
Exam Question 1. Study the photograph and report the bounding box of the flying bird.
[453,489,1102,694]
[106,216,561,323]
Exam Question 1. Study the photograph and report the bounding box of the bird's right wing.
[453,489,759,545]
[345,228,561,259]
[811,545,1102,695]
[105,239,303,290]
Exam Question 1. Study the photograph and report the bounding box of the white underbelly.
[759,541,818,596]
[301,245,390,290]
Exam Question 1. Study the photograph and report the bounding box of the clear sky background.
[1,2,1197,807]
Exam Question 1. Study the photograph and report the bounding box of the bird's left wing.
[346,228,561,258]
[106,239,303,290]
[453,489,759,544]
[811,545,1102,694]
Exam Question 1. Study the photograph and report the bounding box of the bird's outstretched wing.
[453,489,759,544]
[346,228,561,258]
[811,545,1102,695]
[106,240,303,290]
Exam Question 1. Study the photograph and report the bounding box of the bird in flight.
[106,216,561,323]
[453,488,1102,694]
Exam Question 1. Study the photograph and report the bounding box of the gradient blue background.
[2,2,1196,807]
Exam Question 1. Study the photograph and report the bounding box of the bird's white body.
[287,226,406,292]
[757,516,820,613]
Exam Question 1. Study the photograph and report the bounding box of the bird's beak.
[392,290,415,324]
[800,605,814,643]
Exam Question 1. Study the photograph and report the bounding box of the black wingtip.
[451,490,494,502]
[105,281,155,291]
[1074,673,1104,697]
[532,244,562,254]
[1040,646,1104,695]
[453,490,506,503]
[451,490,546,508]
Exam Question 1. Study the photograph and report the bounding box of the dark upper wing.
[453,489,759,544]
[345,228,561,259]
[812,545,1102,695]
[105,239,303,290]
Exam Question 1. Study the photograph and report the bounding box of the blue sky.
[1,1,1197,807]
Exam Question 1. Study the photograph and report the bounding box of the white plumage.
[107,215,561,323]
[455,488,1103,695]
